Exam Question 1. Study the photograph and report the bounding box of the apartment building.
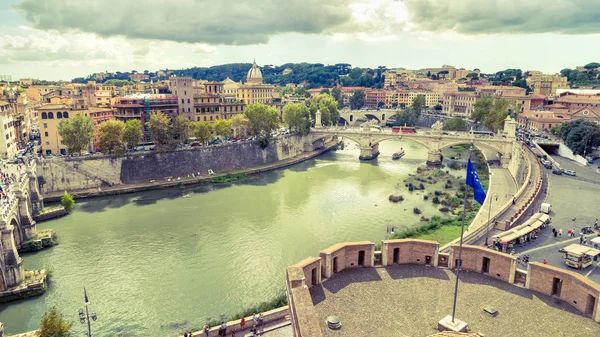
[38,99,92,155]
[526,74,568,96]
[0,101,17,159]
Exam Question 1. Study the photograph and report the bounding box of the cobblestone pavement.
[510,156,600,284]
[310,265,600,337]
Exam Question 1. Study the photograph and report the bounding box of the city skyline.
[1,0,600,80]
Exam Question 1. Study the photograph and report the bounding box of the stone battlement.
[286,239,600,337]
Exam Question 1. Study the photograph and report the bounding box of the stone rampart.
[381,239,439,266]
[450,245,517,284]
[527,262,600,322]
[318,241,374,279]
[39,135,317,193]
[286,239,600,337]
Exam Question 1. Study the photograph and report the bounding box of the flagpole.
[451,149,471,323]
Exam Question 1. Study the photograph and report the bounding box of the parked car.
[541,160,552,169]
[564,170,576,176]
[552,169,563,175]
[593,154,600,160]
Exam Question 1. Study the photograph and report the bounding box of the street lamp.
[78,287,98,337]
[485,193,500,247]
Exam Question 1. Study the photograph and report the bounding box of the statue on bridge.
[431,120,444,132]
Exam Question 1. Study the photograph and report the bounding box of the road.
[510,155,600,283]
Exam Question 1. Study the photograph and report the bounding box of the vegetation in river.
[61,192,75,213]
[210,173,248,184]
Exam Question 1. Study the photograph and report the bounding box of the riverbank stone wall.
[38,135,314,192]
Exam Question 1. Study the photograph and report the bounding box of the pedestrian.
[559,228,563,236]
[583,237,587,245]
[184,332,188,337]
[512,198,516,205]
[554,230,557,238]
[543,259,547,264]
[258,313,264,327]
[252,313,259,326]
[552,228,556,234]
[219,322,227,336]
[231,329,236,337]
[241,317,246,330]
[203,324,209,337]
[580,236,584,244]
[567,229,572,237]
[250,325,257,337]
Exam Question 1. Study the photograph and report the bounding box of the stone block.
[438,315,468,332]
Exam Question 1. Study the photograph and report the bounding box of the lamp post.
[78,287,97,337]
[485,193,500,247]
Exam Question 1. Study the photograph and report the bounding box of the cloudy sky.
[1,0,600,81]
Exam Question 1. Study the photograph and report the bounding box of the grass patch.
[210,173,248,184]
[414,225,464,246]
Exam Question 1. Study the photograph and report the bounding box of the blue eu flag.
[466,158,486,205]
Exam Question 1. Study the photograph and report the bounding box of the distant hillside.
[73,62,387,89]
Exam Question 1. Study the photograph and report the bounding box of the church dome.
[246,60,263,84]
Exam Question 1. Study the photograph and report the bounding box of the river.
[1,140,447,336]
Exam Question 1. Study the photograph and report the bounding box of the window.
[41,112,48,119]
[48,112,54,119]
[181,99,185,104]
[203,116,207,121]
[45,141,50,145]
[210,116,213,121]
[187,99,190,104]
[44,132,48,137]
[182,108,185,112]
[63,111,69,118]
[43,123,48,128]
[57,112,62,118]
[184,91,187,95]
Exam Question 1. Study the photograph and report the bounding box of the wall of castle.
[528,262,600,322]
[319,242,374,279]
[381,239,439,266]
[450,245,516,283]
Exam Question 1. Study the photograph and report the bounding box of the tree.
[123,119,143,149]
[244,103,280,148]
[320,88,330,95]
[584,62,600,70]
[172,114,191,143]
[377,101,385,109]
[484,98,510,132]
[231,114,250,139]
[57,114,95,154]
[98,120,125,154]
[147,111,172,148]
[213,119,233,138]
[466,72,479,80]
[393,108,417,127]
[39,306,73,337]
[331,87,341,101]
[411,95,426,117]
[558,119,600,156]
[283,103,311,135]
[191,121,213,144]
[443,118,468,131]
[350,90,365,110]
[472,94,493,125]
[61,192,74,213]
[309,93,340,126]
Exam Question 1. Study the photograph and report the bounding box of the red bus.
[392,126,417,133]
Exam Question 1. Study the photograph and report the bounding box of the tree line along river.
[0,140,465,336]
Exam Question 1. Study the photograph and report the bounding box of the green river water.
[0,140,451,336]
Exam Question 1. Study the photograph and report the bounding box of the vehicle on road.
[551,169,563,175]
[564,170,576,176]
[587,157,594,164]
[540,203,551,214]
[470,130,494,137]
[559,244,600,269]
[541,160,552,169]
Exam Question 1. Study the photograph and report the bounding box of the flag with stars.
[466,158,486,205]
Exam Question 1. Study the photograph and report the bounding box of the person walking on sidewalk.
[240,317,246,330]
[559,228,563,236]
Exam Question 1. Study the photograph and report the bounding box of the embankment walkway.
[43,141,340,202]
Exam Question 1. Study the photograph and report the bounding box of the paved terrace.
[309,265,600,337]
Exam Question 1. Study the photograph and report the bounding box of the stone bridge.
[0,161,44,292]
[338,110,390,125]
[310,115,519,166]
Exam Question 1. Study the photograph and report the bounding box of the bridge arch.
[371,136,431,150]
[9,217,22,249]
[438,140,505,160]
[364,114,381,123]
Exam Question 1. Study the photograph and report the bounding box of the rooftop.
[309,265,600,337]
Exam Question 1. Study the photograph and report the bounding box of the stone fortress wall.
[286,239,600,337]
[37,134,320,193]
